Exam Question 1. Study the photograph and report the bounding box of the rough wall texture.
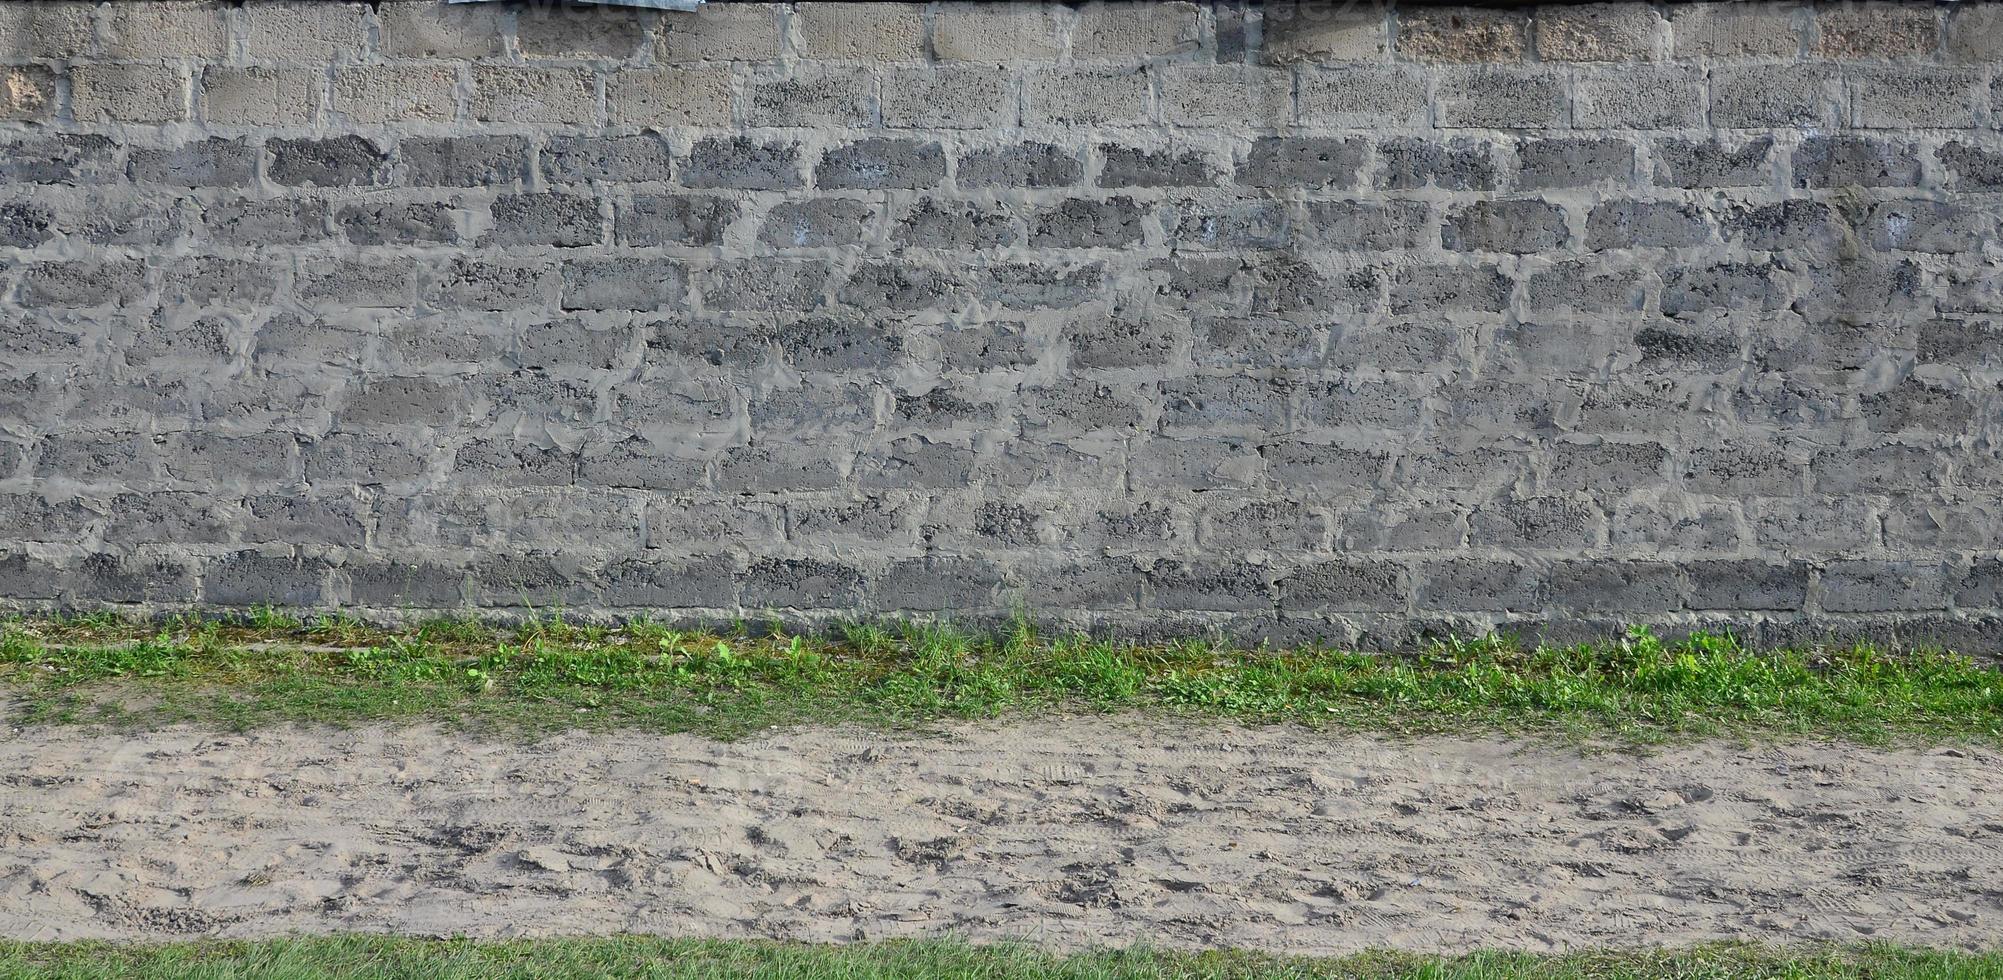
[3,0,2003,647]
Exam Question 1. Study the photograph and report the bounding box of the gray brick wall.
[3,0,2002,648]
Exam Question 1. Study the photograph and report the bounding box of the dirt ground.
[0,715,1997,954]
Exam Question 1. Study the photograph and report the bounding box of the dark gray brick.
[1239,137,1367,189]
[268,135,389,187]
[484,193,602,247]
[957,142,1083,188]
[400,136,531,186]
[681,136,803,190]
[815,138,946,190]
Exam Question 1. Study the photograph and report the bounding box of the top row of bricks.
[3,1,2002,69]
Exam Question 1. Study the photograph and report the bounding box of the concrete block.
[1296,65,1427,127]
[1671,3,1802,59]
[468,66,598,124]
[1397,7,1527,63]
[1813,3,1939,60]
[748,68,874,127]
[242,1,369,62]
[0,2,93,61]
[608,68,733,127]
[378,1,507,59]
[203,67,320,127]
[933,3,1063,61]
[1024,67,1150,127]
[1535,3,1663,61]
[882,64,1015,128]
[795,2,925,61]
[334,66,460,124]
[1262,1,1389,64]
[1071,2,1201,61]
[659,3,783,62]
[102,2,231,59]
[71,65,187,124]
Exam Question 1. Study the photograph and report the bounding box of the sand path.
[1,717,1998,953]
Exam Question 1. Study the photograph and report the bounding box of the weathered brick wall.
[3,0,2002,647]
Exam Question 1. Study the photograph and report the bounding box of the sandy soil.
[0,716,1998,953]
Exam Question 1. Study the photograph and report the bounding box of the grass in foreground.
[2,938,2000,980]
[1,612,2000,744]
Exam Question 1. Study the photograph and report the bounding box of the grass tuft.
[1,615,1999,744]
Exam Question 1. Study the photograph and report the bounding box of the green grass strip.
[1,938,2000,980]
[3,611,2002,744]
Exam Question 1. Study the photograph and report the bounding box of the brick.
[203,67,320,127]
[0,135,120,185]
[1416,559,1541,612]
[378,1,507,59]
[1812,444,1939,493]
[102,2,232,59]
[1586,199,1709,249]
[796,2,925,61]
[1238,137,1366,189]
[1659,262,1788,316]
[616,194,737,246]
[269,136,389,187]
[1849,67,1981,129]
[1297,65,1427,127]
[1100,144,1214,187]
[0,2,93,60]
[1029,197,1145,248]
[659,3,783,62]
[1653,137,1772,189]
[743,557,867,609]
[1435,68,1568,129]
[1442,200,1568,253]
[1024,67,1150,127]
[402,136,531,187]
[1516,138,1635,189]
[1792,136,1921,188]
[337,201,456,246]
[542,135,672,184]
[561,258,685,312]
[957,142,1082,188]
[207,198,332,247]
[1937,142,2003,189]
[485,193,602,248]
[242,1,369,62]
[706,259,833,310]
[1167,199,1287,250]
[1389,264,1513,314]
[1720,200,1842,250]
[816,139,945,190]
[1710,65,1840,128]
[1263,1,1389,64]
[1278,560,1406,613]
[203,552,335,607]
[1072,2,1201,61]
[0,66,52,121]
[892,198,1013,248]
[1525,261,1644,313]
[933,3,1063,61]
[334,66,459,124]
[1378,137,1498,190]
[1160,66,1291,127]
[71,65,188,124]
[1820,560,1948,613]
[516,5,653,60]
[1535,4,1663,61]
[18,260,149,308]
[608,68,733,127]
[468,66,597,124]
[1572,65,1703,129]
[1813,3,1939,60]
[681,136,802,190]
[1863,200,1986,253]
[1671,3,1802,59]
[1548,560,1685,613]
[1947,3,2003,61]
[1297,200,1432,250]
[424,259,556,311]
[1398,7,1527,63]
[748,68,874,127]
